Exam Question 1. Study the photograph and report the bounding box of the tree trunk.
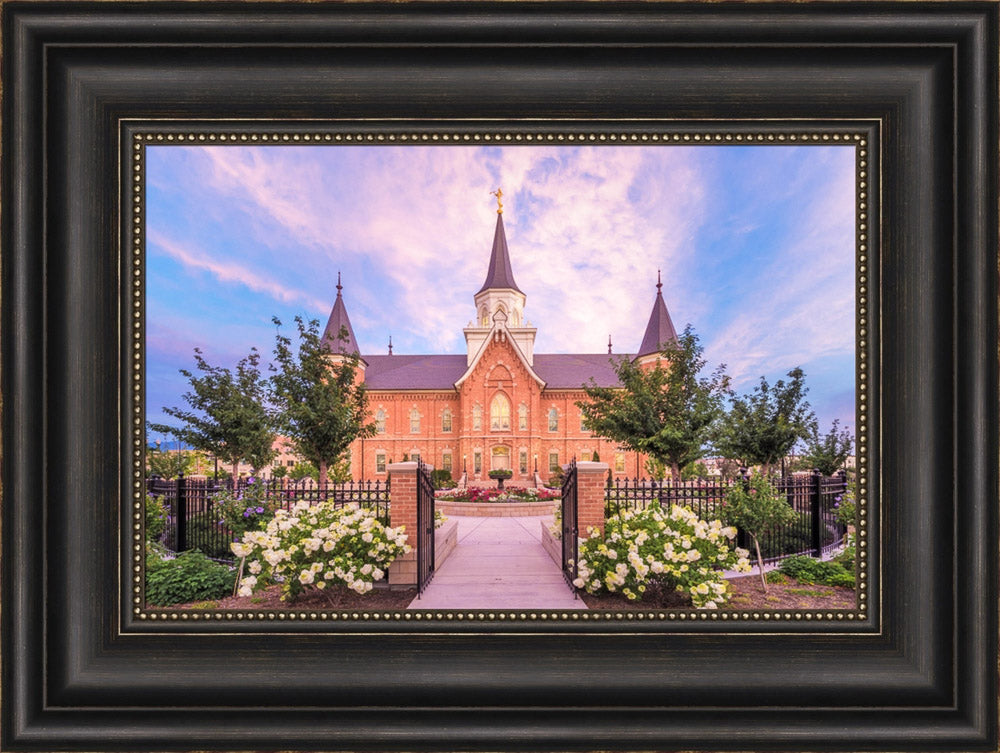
[753,535,768,593]
[670,461,681,481]
[231,460,239,483]
[318,458,329,489]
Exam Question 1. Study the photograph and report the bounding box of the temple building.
[323,193,680,485]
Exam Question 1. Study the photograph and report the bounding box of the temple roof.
[361,352,626,390]
[321,274,360,354]
[476,213,523,295]
[636,273,678,357]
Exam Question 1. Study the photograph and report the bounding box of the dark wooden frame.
[3,3,997,751]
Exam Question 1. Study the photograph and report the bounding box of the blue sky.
[146,143,856,446]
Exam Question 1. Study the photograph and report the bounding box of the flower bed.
[434,486,561,517]
[435,499,558,517]
[436,486,561,504]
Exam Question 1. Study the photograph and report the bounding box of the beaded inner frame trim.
[127,124,874,630]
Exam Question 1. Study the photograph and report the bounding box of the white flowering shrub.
[574,502,752,608]
[231,500,410,602]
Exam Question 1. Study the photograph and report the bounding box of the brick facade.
[308,205,675,486]
[349,332,648,484]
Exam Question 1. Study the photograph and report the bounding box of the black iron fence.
[604,470,848,565]
[146,475,391,562]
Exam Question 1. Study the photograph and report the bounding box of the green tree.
[288,461,319,482]
[680,460,709,481]
[146,443,195,479]
[723,472,797,592]
[577,327,730,480]
[269,317,375,486]
[149,348,276,480]
[270,464,288,480]
[800,419,853,476]
[714,367,816,476]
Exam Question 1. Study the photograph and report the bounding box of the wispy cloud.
[147,229,329,312]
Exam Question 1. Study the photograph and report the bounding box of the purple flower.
[248,477,256,485]
[243,510,251,518]
[255,506,264,514]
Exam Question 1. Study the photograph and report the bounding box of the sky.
[145,142,857,447]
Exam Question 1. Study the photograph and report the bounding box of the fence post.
[175,472,187,552]
[576,461,610,538]
[387,462,418,586]
[811,468,823,557]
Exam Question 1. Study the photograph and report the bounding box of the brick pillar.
[387,461,418,586]
[575,461,609,538]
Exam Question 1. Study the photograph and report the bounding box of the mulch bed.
[160,583,418,611]
[578,574,856,611]
[160,576,855,613]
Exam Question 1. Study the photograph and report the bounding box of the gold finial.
[491,187,504,215]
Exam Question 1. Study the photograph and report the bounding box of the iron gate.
[416,460,436,595]
[560,460,578,592]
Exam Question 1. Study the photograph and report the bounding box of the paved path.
[407,515,586,610]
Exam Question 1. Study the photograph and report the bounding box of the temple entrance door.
[491,446,510,471]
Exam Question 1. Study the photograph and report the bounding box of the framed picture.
[3,3,996,752]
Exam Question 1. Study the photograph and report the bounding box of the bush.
[831,532,856,571]
[574,503,752,608]
[430,469,453,489]
[146,550,237,606]
[834,482,857,528]
[231,500,411,602]
[488,469,513,480]
[212,477,281,538]
[777,555,855,588]
[145,494,168,543]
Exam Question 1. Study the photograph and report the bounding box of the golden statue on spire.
[491,187,504,215]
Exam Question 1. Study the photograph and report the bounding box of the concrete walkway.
[407,515,586,610]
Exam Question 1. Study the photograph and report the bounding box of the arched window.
[518,403,528,431]
[375,409,386,434]
[490,394,511,431]
[409,408,420,433]
[442,408,452,433]
[548,407,559,432]
[472,405,483,431]
[480,307,489,326]
[511,309,520,326]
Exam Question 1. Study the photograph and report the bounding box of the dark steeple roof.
[476,213,523,295]
[636,271,679,357]
[321,272,361,355]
